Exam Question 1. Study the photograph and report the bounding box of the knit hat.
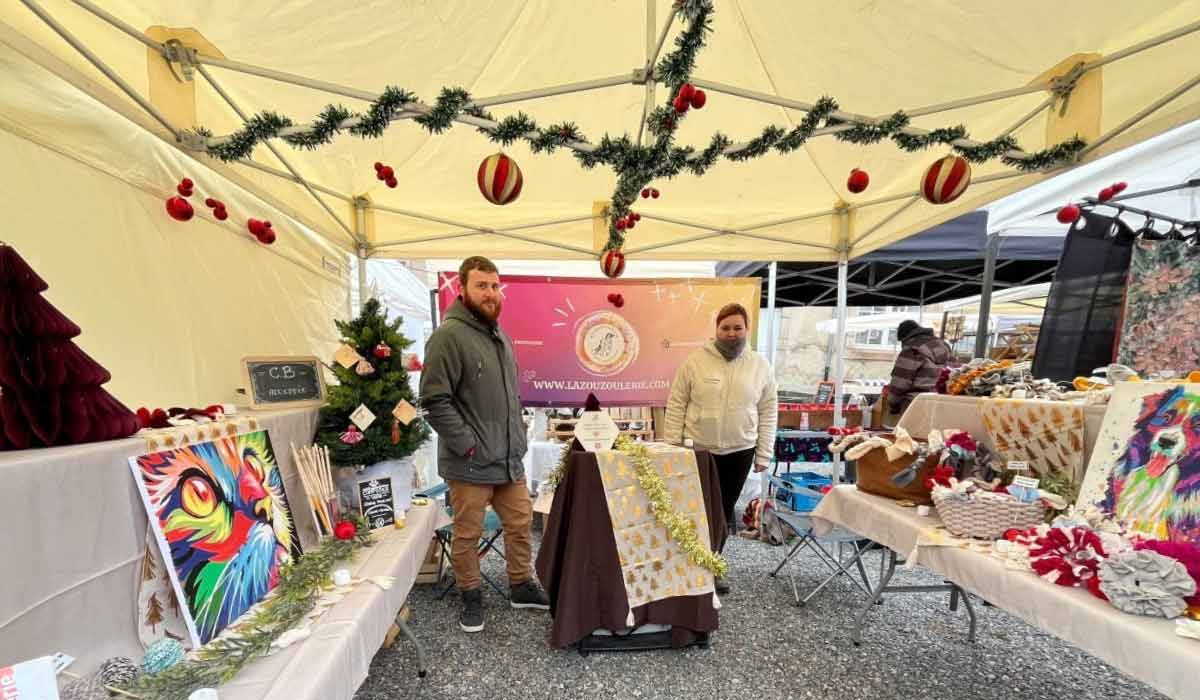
[897,320,922,341]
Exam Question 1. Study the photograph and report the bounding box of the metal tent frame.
[15,0,1200,435]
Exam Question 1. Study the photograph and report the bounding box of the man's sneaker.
[715,575,731,595]
[509,580,550,610]
[460,588,484,633]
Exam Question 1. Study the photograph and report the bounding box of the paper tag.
[51,652,74,675]
[393,400,419,425]
[350,403,376,431]
[334,344,363,369]
[1013,475,1040,489]
[1006,461,1029,472]
[575,410,620,452]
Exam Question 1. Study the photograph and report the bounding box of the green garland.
[131,518,373,700]
[545,437,727,578]
[190,0,1087,252]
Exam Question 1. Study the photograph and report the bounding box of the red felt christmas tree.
[0,243,140,449]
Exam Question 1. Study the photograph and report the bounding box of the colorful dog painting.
[1083,384,1200,544]
[130,430,300,647]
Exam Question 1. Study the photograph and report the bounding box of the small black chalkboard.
[814,381,836,405]
[241,356,326,409]
[358,477,395,529]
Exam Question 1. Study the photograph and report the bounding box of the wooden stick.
[293,444,332,535]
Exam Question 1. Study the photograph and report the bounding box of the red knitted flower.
[944,431,978,452]
[1029,527,1107,587]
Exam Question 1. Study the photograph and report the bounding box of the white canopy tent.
[3,0,1200,407]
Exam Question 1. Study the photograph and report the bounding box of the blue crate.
[774,471,831,513]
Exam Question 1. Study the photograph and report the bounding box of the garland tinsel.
[544,437,726,577]
[133,517,373,700]
[191,0,1086,252]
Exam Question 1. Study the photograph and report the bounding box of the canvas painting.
[1116,239,1200,375]
[1078,382,1200,545]
[129,430,301,647]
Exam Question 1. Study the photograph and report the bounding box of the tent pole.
[1079,72,1200,159]
[18,0,180,139]
[974,233,1000,359]
[636,0,667,146]
[354,198,370,311]
[195,63,357,244]
[766,262,778,364]
[833,209,850,485]
[233,159,351,200]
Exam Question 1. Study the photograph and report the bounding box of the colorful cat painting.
[1100,385,1200,543]
[130,430,300,647]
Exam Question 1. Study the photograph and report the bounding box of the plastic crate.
[774,471,831,513]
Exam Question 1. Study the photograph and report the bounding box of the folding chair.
[416,482,508,600]
[766,471,878,607]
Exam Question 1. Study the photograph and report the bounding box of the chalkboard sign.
[814,381,836,405]
[241,356,327,409]
[358,477,395,529]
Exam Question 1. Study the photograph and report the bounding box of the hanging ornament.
[651,188,660,199]
[615,218,628,231]
[213,206,228,221]
[176,178,194,198]
[374,161,398,189]
[625,216,636,230]
[1098,186,1115,203]
[477,153,523,205]
[689,89,707,110]
[1056,204,1081,224]
[373,342,392,359]
[1112,181,1129,194]
[606,293,625,309]
[391,418,401,445]
[405,354,424,372]
[248,218,277,244]
[920,155,972,205]
[333,520,357,540]
[600,248,626,279]
[641,188,651,199]
[339,425,364,444]
[354,358,375,376]
[678,83,696,104]
[672,93,690,114]
[165,196,194,222]
[847,168,870,194]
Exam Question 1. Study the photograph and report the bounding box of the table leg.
[852,549,898,646]
[394,611,428,679]
[956,584,978,643]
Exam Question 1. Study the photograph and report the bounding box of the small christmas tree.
[0,243,139,450]
[315,298,430,465]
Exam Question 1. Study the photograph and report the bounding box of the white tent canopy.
[5,1,1200,265]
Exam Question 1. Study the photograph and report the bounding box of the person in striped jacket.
[885,320,952,418]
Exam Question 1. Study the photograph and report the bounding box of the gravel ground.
[355,525,1168,700]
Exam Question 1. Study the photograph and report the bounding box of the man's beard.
[463,294,501,322]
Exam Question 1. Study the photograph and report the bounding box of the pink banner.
[437,273,761,407]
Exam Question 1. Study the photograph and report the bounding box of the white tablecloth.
[0,408,319,672]
[811,485,1200,700]
[221,502,449,700]
[897,393,1109,465]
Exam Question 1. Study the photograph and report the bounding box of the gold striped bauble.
[476,152,523,205]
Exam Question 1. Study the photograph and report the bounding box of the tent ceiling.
[5,1,1200,261]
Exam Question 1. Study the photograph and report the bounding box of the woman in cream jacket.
[664,303,778,592]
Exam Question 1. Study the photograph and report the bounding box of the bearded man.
[420,256,549,633]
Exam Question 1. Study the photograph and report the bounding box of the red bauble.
[921,155,971,205]
[259,229,276,245]
[204,197,217,208]
[165,196,194,222]
[626,218,636,230]
[631,212,641,222]
[176,183,193,197]
[641,188,651,199]
[611,294,625,308]
[650,188,660,199]
[333,521,357,541]
[1056,204,1081,224]
[1113,181,1128,194]
[180,178,193,190]
[213,207,228,221]
[248,218,268,236]
[678,83,695,103]
[377,165,394,181]
[374,162,383,172]
[672,94,690,114]
[615,218,627,231]
[373,342,392,359]
[847,168,870,194]
[689,89,707,109]
[385,176,398,189]
[1098,186,1115,202]
[477,153,523,205]
[600,248,626,279]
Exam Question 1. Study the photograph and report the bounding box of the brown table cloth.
[535,447,726,648]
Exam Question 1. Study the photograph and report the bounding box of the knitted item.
[59,674,107,700]
[1029,527,1107,586]
[141,638,185,675]
[1100,550,1197,618]
[1136,540,1200,606]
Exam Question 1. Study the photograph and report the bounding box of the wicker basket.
[932,489,1045,540]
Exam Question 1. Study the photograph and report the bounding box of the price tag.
[575,411,620,452]
[1013,475,1040,490]
[1006,461,1029,472]
[393,399,419,425]
[334,343,363,369]
[350,403,377,431]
